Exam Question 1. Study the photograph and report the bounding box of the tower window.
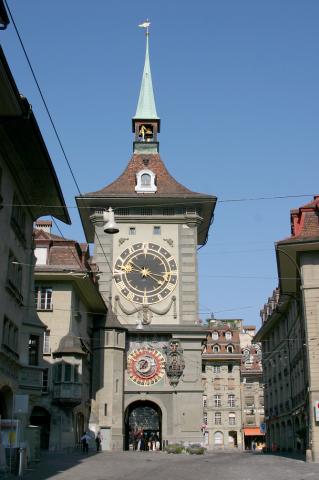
[154,226,161,235]
[141,174,151,186]
[129,227,136,235]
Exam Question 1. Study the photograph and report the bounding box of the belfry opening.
[124,400,162,451]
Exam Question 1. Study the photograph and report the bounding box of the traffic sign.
[260,423,267,434]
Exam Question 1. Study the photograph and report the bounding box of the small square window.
[129,227,136,235]
[154,227,161,235]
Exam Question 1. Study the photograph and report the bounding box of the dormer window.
[212,332,218,340]
[227,345,233,354]
[135,168,157,194]
[225,331,232,340]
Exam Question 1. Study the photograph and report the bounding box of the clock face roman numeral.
[117,281,125,291]
[167,283,175,291]
[126,292,134,301]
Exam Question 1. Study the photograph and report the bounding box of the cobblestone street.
[5,451,319,480]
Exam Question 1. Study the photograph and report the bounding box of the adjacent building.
[32,221,107,451]
[240,327,265,449]
[202,321,243,450]
[254,196,319,461]
[0,45,70,444]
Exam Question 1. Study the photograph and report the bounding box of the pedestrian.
[132,435,137,451]
[252,440,256,452]
[140,435,144,451]
[96,431,102,452]
[81,432,91,454]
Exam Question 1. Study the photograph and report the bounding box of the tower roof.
[133,35,160,122]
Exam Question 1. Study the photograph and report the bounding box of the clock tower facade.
[77,33,217,450]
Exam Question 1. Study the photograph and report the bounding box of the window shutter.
[228,378,234,389]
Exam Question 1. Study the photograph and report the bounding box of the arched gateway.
[124,400,162,450]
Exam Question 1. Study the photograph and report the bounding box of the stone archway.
[287,419,293,452]
[75,411,85,445]
[0,385,13,419]
[30,406,51,450]
[124,399,162,451]
[280,421,286,452]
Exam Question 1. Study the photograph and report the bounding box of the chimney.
[34,220,52,234]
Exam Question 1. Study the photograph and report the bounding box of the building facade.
[202,322,243,450]
[0,45,70,444]
[240,329,264,449]
[32,221,106,452]
[76,32,217,450]
[255,196,319,462]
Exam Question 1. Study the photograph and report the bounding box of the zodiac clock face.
[127,347,166,386]
[113,242,178,305]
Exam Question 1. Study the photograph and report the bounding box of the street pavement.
[5,450,319,480]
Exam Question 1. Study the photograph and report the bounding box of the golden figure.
[139,125,153,141]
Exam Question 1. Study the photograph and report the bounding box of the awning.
[244,428,265,436]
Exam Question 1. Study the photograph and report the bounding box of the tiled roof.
[279,195,319,244]
[49,245,83,267]
[82,154,214,198]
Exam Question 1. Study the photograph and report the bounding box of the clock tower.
[77,31,217,451]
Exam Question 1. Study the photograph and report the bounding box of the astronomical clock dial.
[113,242,178,305]
[127,347,166,386]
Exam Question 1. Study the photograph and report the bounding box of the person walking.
[252,440,256,452]
[96,431,102,452]
[81,432,91,454]
[140,435,144,451]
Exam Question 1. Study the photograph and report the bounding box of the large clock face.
[113,242,178,305]
[127,347,166,386]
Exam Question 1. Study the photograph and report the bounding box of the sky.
[1,0,318,329]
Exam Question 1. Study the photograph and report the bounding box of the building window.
[129,227,136,235]
[227,345,233,354]
[225,332,232,340]
[116,379,119,393]
[213,345,219,353]
[203,412,207,425]
[213,366,220,374]
[140,208,153,216]
[42,368,49,393]
[35,287,52,310]
[214,431,223,445]
[229,413,236,426]
[228,378,235,390]
[29,335,39,366]
[117,208,130,216]
[7,251,22,294]
[214,395,221,407]
[2,317,18,355]
[203,396,207,408]
[74,365,79,383]
[212,332,218,340]
[153,226,161,235]
[105,332,109,345]
[215,412,222,425]
[228,395,235,407]
[34,248,47,265]
[163,208,175,216]
[214,378,221,390]
[228,364,233,373]
[56,364,62,382]
[11,194,26,242]
[74,295,82,320]
[202,363,206,373]
[43,330,50,354]
[64,364,72,382]
[141,173,151,186]
[104,404,107,416]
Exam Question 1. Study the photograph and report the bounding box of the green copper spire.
[133,34,160,121]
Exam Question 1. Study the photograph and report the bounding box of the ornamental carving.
[115,295,177,324]
[21,369,41,385]
[165,339,185,387]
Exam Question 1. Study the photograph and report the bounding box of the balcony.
[53,382,82,407]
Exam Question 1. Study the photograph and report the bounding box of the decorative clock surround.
[165,339,185,387]
[113,242,178,305]
[127,347,166,386]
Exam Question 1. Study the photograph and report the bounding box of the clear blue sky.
[2,1,318,328]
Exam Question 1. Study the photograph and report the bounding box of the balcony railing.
[54,382,82,407]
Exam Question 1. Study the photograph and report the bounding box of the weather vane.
[138,19,150,35]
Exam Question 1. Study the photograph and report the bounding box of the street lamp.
[103,207,119,234]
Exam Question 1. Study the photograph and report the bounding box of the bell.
[103,207,119,234]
